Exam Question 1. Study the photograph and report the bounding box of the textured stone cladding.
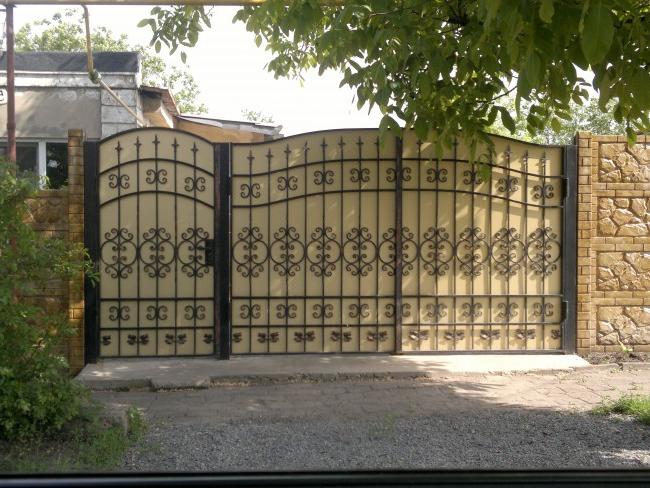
[578,133,650,353]
[598,306,650,345]
[597,252,650,290]
[598,197,650,236]
[599,143,650,182]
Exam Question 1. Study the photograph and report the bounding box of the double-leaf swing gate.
[84,128,576,361]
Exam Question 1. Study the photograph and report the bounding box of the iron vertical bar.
[394,136,403,354]
[215,143,231,359]
[562,143,578,353]
[84,141,100,363]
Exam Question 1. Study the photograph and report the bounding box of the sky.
[11,4,383,135]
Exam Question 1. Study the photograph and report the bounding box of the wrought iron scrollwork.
[145,168,168,185]
[385,303,411,318]
[101,335,112,346]
[491,227,526,277]
[409,330,429,341]
[349,303,370,319]
[184,176,206,192]
[146,305,168,321]
[270,226,304,277]
[463,168,483,185]
[177,227,210,278]
[424,303,448,322]
[276,303,297,319]
[108,173,130,189]
[461,302,483,320]
[497,302,519,322]
[240,304,261,319]
[277,175,298,191]
[480,330,500,340]
[165,333,187,345]
[496,175,519,194]
[232,226,268,278]
[313,303,334,319]
[343,227,376,277]
[100,227,137,279]
[350,167,370,183]
[367,331,388,342]
[233,332,243,343]
[444,331,465,342]
[184,305,206,320]
[421,227,453,277]
[527,227,561,276]
[240,183,261,199]
[426,168,447,183]
[294,331,315,342]
[386,166,411,182]
[532,183,554,200]
[306,227,340,277]
[532,302,554,318]
[108,305,130,321]
[203,334,215,344]
[456,227,489,277]
[258,332,280,343]
[140,227,175,278]
[551,329,562,340]
[127,334,149,346]
[377,227,417,276]
[330,331,352,342]
[313,169,334,185]
[516,329,535,340]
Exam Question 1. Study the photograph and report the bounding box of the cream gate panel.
[97,129,216,357]
[231,129,570,354]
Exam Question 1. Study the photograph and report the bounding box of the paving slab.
[77,353,589,390]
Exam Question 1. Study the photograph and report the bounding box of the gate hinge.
[561,177,569,201]
[561,300,569,322]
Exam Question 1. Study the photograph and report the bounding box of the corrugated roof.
[0,51,139,73]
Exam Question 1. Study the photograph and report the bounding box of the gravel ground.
[122,411,650,471]
[113,368,650,472]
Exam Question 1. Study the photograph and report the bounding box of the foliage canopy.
[17,10,207,114]
[142,0,649,150]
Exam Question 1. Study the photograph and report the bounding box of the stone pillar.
[577,133,650,354]
[67,129,85,373]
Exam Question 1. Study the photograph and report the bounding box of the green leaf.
[580,1,614,66]
[498,107,516,134]
[539,0,554,23]
[137,19,152,28]
[180,51,187,64]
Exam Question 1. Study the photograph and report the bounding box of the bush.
[0,161,93,440]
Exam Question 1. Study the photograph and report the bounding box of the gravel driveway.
[94,366,650,471]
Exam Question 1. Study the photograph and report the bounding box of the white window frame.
[1,138,68,187]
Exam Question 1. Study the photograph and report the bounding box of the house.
[0,51,282,187]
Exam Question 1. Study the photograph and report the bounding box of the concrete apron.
[76,354,590,391]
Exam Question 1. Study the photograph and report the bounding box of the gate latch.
[201,239,215,266]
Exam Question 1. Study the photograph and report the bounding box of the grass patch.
[0,403,146,473]
[592,394,650,426]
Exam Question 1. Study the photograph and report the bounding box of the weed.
[592,394,650,426]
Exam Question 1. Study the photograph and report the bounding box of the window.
[0,140,68,189]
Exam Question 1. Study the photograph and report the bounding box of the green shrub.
[0,161,93,440]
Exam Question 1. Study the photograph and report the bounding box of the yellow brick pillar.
[67,129,85,374]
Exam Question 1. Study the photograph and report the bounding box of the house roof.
[140,85,179,118]
[0,51,139,73]
[177,115,282,136]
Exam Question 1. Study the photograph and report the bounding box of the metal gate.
[84,128,228,359]
[85,127,576,360]
[230,129,576,354]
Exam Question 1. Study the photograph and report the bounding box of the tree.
[488,95,627,145]
[241,108,275,124]
[141,1,650,152]
[16,10,207,114]
[0,163,91,439]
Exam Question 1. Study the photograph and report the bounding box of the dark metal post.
[84,141,100,363]
[562,142,578,353]
[6,4,16,162]
[215,143,231,359]
[394,136,403,354]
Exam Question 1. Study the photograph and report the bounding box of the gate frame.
[84,128,578,363]
[84,128,232,363]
